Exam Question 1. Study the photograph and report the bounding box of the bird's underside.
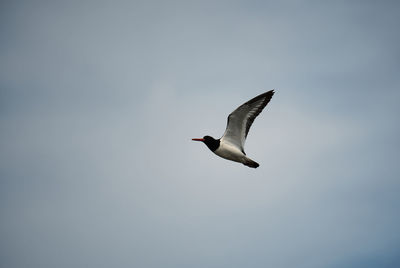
[214,140,259,168]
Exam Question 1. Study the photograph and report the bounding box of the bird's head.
[192,135,220,152]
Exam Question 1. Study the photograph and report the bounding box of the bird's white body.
[214,139,246,163]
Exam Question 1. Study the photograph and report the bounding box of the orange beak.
[192,138,205,142]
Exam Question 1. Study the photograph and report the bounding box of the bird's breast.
[214,142,246,162]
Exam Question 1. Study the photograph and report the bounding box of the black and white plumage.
[192,90,275,168]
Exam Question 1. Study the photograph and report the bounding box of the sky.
[1,0,400,267]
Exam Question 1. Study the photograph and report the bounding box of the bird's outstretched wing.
[221,90,274,152]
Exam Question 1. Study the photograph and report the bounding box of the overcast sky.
[1,1,400,267]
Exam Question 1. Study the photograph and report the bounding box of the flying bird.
[192,90,275,168]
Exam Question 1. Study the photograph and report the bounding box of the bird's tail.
[243,158,259,168]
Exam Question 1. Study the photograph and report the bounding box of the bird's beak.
[192,138,205,142]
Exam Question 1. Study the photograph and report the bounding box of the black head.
[192,135,220,152]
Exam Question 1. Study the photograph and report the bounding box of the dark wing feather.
[221,90,274,151]
[243,90,274,138]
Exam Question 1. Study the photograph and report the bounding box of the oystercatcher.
[192,90,275,168]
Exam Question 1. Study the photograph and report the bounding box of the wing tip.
[260,89,275,103]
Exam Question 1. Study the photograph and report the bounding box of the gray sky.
[1,1,400,267]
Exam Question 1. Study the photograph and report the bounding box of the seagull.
[192,90,275,168]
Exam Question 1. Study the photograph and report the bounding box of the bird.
[192,90,275,168]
